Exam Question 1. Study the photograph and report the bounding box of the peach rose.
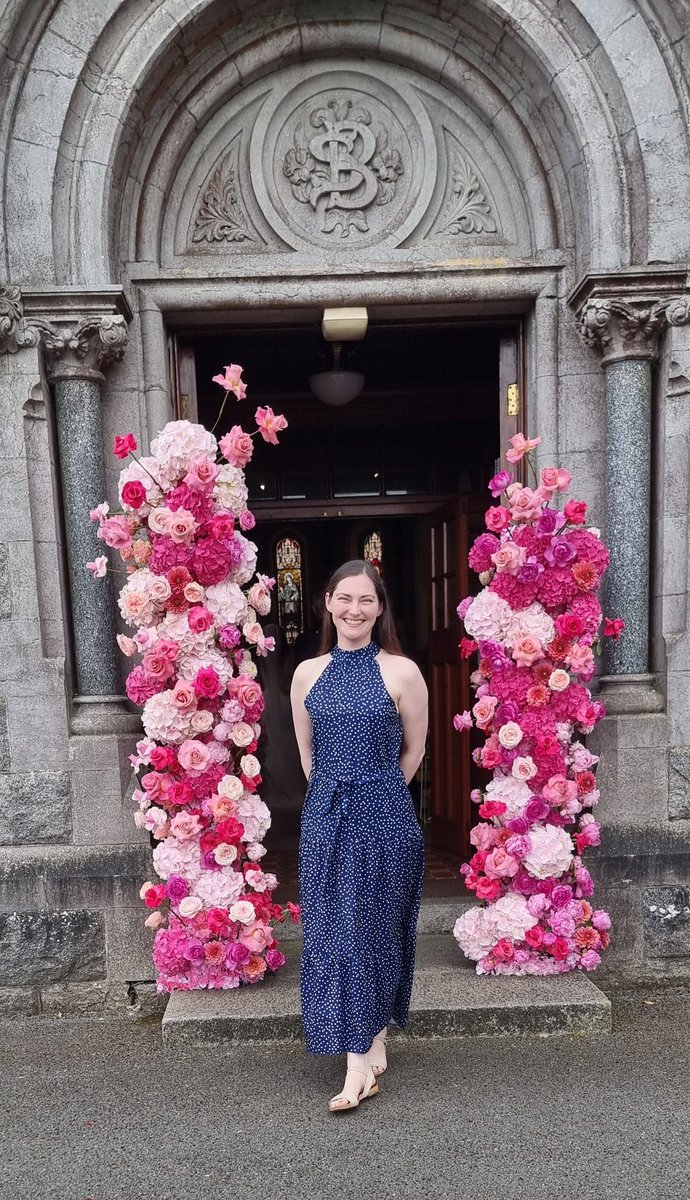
[472,695,498,728]
[209,794,238,821]
[117,634,137,656]
[144,911,164,930]
[177,739,211,773]
[242,621,263,645]
[171,680,197,710]
[183,581,205,603]
[247,582,272,616]
[231,722,254,747]
[491,543,526,575]
[512,636,543,666]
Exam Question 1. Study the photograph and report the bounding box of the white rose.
[213,843,238,866]
[178,896,203,917]
[498,722,523,749]
[217,774,244,801]
[229,900,256,925]
[240,754,261,778]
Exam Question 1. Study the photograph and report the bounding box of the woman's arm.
[289,660,315,780]
[396,660,429,785]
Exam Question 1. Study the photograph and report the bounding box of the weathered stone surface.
[0,985,39,1016]
[643,887,690,959]
[0,910,106,986]
[0,543,10,620]
[0,698,9,771]
[669,748,690,820]
[0,770,71,844]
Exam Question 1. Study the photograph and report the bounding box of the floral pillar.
[575,282,690,712]
[41,299,138,733]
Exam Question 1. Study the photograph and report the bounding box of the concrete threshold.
[162,930,612,1048]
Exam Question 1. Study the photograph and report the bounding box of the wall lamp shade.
[309,369,365,406]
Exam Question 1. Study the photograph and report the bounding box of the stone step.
[162,933,612,1048]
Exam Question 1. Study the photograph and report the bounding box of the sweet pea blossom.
[453,711,473,732]
[86,556,108,578]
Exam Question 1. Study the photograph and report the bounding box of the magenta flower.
[453,711,473,732]
[113,432,137,459]
[488,469,514,498]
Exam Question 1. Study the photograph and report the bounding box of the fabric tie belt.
[311,766,403,817]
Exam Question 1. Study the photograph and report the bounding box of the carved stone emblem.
[437,147,497,236]
[192,147,255,244]
[283,97,403,238]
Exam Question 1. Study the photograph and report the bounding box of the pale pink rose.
[498,721,523,749]
[139,880,155,899]
[177,739,211,773]
[178,895,203,917]
[149,576,172,604]
[246,842,267,861]
[144,911,164,930]
[240,753,261,778]
[208,794,238,821]
[567,644,595,676]
[184,456,218,493]
[512,756,537,781]
[119,591,150,625]
[484,846,520,879]
[247,582,272,616]
[97,515,133,549]
[143,807,168,834]
[509,486,544,522]
[571,743,598,771]
[543,774,577,805]
[242,620,263,645]
[238,920,273,951]
[548,669,571,692]
[245,868,277,893]
[491,543,527,574]
[168,508,197,544]
[472,695,498,729]
[219,426,254,468]
[171,680,197,711]
[506,433,541,464]
[231,722,254,747]
[218,774,244,801]
[183,581,205,604]
[134,627,157,652]
[148,507,172,535]
[540,466,572,494]
[117,634,138,656]
[469,822,498,851]
[213,843,238,866]
[229,900,256,925]
[86,556,108,578]
[190,709,214,734]
[170,811,203,840]
[512,636,543,667]
[89,502,109,522]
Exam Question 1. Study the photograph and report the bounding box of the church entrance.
[169,313,523,884]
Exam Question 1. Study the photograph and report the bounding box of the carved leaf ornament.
[440,152,497,236]
[193,155,255,244]
[283,97,404,239]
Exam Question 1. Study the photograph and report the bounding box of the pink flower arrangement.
[88,371,296,992]
[453,435,622,976]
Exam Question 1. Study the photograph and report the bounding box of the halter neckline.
[331,640,379,660]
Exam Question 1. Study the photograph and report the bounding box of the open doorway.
[169,316,522,888]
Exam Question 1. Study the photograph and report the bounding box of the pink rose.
[491,543,526,574]
[193,666,222,700]
[488,470,513,498]
[247,582,272,616]
[567,644,595,677]
[472,695,498,729]
[564,499,587,525]
[543,774,577,806]
[485,505,511,533]
[548,669,570,692]
[121,480,147,509]
[469,822,498,851]
[509,486,543,522]
[512,636,543,666]
[113,432,137,459]
[540,466,572,494]
[183,581,204,603]
[219,426,254,468]
[171,680,197,710]
[177,739,211,773]
[86,556,108,578]
[188,606,214,633]
[453,711,473,732]
[184,456,218,493]
[484,846,520,879]
[97,515,133,550]
[168,508,197,544]
[212,363,247,399]
[239,510,256,531]
[141,651,174,682]
[208,513,234,541]
[512,756,537,781]
[265,949,286,972]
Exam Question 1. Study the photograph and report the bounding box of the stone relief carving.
[0,286,40,354]
[578,296,690,363]
[282,97,404,238]
[668,357,690,397]
[437,148,497,236]
[192,145,256,244]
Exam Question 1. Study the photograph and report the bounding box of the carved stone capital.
[0,285,131,380]
[42,315,129,382]
[577,297,668,365]
[570,271,690,367]
[0,285,41,354]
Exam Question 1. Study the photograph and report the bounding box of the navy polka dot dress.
[298,641,425,1055]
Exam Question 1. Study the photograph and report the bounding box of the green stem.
[128,450,163,490]
[210,389,231,435]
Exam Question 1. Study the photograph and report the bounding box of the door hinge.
[180,393,190,420]
[507,382,520,416]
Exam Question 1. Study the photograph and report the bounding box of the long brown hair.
[318,560,403,655]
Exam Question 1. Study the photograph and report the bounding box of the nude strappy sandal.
[328,1065,379,1113]
[368,1033,388,1078]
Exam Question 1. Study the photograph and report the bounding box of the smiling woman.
[290,559,428,1113]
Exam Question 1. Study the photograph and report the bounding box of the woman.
[290,560,428,1112]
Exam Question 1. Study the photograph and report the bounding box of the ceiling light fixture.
[309,307,368,406]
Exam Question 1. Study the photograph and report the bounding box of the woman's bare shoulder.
[377,650,426,685]
[291,653,331,693]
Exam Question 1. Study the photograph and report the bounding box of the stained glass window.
[363,531,383,575]
[275,535,304,644]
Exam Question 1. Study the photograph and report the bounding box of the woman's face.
[325,574,383,648]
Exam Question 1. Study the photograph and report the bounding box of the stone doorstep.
[161,934,612,1048]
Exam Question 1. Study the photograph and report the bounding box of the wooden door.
[498,330,524,479]
[168,336,199,422]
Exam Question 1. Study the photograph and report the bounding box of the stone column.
[576,286,690,713]
[42,314,139,734]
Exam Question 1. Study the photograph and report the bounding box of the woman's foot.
[328,1065,379,1113]
[367,1027,388,1078]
